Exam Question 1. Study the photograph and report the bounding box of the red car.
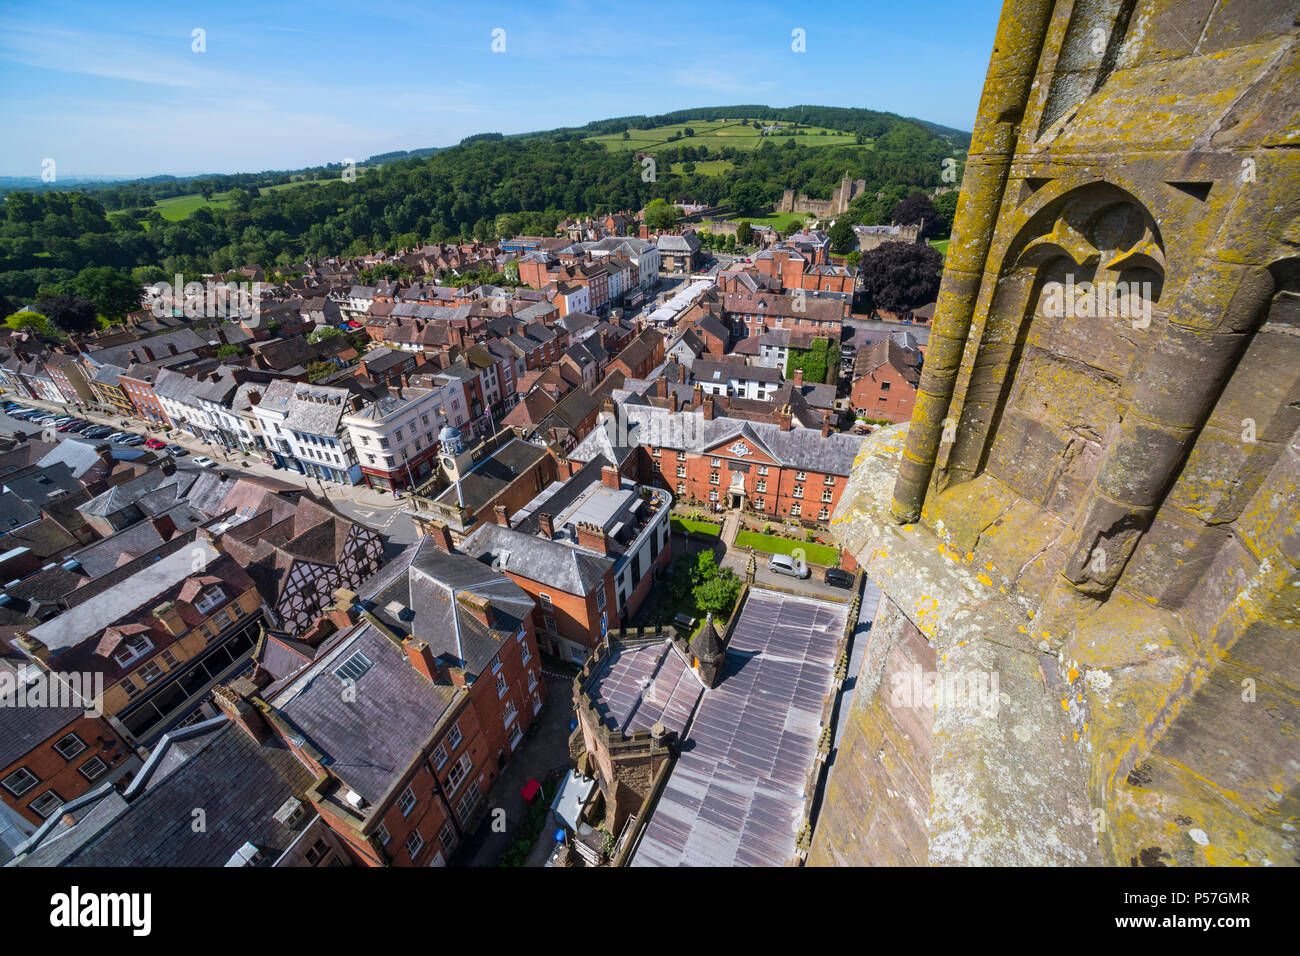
[144,438,168,450]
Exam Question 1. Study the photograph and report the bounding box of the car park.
[767,553,810,579]
[57,419,88,432]
[823,568,855,589]
[191,456,216,467]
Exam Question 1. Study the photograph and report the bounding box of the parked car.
[114,434,145,446]
[83,426,114,439]
[191,456,216,468]
[144,438,167,450]
[104,432,127,442]
[823,568,855,589]
[57,419,88,432]
[164,444,188,456]
[673,613,697,631]
[768,553,809,579]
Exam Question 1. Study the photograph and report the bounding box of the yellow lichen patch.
[977,572,993,586]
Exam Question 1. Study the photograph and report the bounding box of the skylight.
[334,650,374,684]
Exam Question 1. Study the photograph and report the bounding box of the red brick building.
[119,363,174,425]
[571,404,865,525]
[241,534,546,866]
[850,337,922,423]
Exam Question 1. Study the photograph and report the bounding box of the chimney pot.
[538,513,555,539]
[426,521,455,553]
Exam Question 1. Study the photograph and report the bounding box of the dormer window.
[112,635,153,668]
[194,586,226,615]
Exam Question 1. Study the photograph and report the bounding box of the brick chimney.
[702,393,715,421]
[669,390,679,413]
[403,637,442,683]
[457,591,495,629]
[327,587,359,630]
[778,405,792,431]
[792,367,804,388]
[212,681,270,744]
[426,521,455,552]
[601,465,620,489]
[821,410,832,438]
[576,521,609,555]
[151,513,177,540]
[494,504,511,528]
[538,513,555,539]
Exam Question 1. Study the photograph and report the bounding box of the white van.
[767,553,809,579]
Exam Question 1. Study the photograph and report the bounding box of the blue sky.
[0,0,1003,179]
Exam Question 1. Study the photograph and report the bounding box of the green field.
[154,193,231,220]
[669,159,734,176]
[735,529,840,568]
[588,119,866,155]
[152,178,331,221]
[929,239,950,255]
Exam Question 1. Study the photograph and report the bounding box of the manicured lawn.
[671,517,722,537]
[735,529,840,568]
[709,211,810,232]
[929,239,950,255]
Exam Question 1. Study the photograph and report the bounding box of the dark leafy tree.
[828,218,855,255]
[857,242,943,315]
[32,293,99,333]
[892,192,941,239]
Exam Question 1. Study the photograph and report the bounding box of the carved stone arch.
[941,182,1166,502]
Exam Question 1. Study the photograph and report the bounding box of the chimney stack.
[601,465,621,490]
[426,521,455,553]
[778,405,792,432]
[212,681,270,744]
[403,637,442,684]
[494,504,512,528]
[669,390,679,413]
[702,393,715,421]
[575,521,609,556]
[538,513,555,539]
[457,591,495,629]
[821,410,832,438]
[792,367,804,388]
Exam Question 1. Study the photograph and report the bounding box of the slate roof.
[460,521,613,595]
[433,439,548,513]
[569,403,865,475]
[13,720,316,866]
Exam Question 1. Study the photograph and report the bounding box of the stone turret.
[690,612,725,688]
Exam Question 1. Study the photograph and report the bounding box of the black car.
[823,568,855,589]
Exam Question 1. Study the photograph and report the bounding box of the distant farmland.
[587,118,870,155]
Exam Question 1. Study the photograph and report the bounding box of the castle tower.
[815,0,1300,867]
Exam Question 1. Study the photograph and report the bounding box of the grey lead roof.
[631,589,846,868]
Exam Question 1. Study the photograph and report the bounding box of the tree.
[683,126,695,137]
[735,220,754,246]
[694,567,741,617]
[728,181,766,216]
[216,344,245,358]
[622,131,630,140]
[828,218,855,255]
[892,192,941,239]
[857,242,943,315]
[306,360,336,382]
[308,325,341,343]
[32,294,99,334]
[932,190,959,237]
[61,266,141,319]
[644,198,679,232]
[5,310,54,334]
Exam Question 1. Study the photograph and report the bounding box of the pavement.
[3,395,418,540]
